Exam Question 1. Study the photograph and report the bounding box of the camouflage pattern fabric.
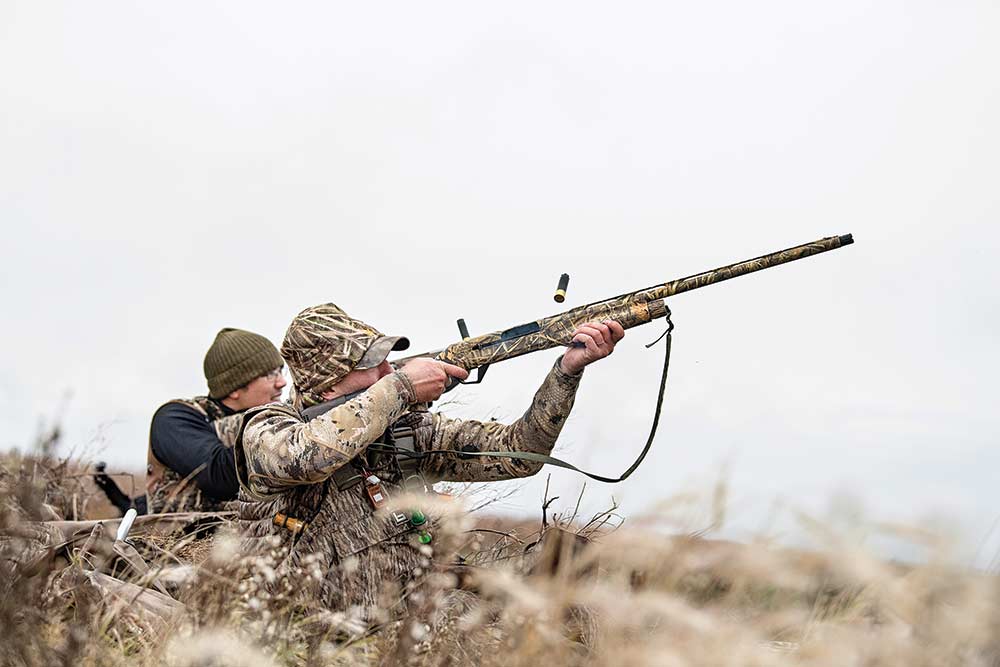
[281,303,408,409]
[146,397,244,514]
[235,359,582,616]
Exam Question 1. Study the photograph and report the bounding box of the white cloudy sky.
[2,2,997,563]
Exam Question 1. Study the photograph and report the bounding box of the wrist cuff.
[392,370,418,404]
[554,355,584,380]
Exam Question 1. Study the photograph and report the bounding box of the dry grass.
[1,431,998,666]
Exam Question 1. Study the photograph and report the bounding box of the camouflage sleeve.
[241,372,416,493]
[417,357,583,482]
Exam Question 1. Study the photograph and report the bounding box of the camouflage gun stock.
[395,234,853,375]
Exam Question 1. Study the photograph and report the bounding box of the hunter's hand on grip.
[398,358,469,402]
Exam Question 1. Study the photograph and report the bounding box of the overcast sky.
[2,2,997,565]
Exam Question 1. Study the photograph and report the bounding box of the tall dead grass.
[1,430,997,666]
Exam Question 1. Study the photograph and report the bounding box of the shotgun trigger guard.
[462,364,489,384]
[443,364,489,392]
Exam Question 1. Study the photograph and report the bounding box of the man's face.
[226,367,287,410]
[320,360,394,400]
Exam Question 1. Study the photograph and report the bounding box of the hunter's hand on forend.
[398,358,469,402]
[560,320,625,375]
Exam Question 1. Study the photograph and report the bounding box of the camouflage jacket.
[234,358,583,616]
[146,397,245,514]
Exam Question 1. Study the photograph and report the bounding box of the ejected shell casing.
[553,273,570,303]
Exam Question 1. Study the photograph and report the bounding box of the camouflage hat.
[281,303,409,405]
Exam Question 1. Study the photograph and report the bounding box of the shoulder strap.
[147,397,211,478]
[233,403,302,502]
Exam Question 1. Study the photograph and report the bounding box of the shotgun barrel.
[397,234,853,371]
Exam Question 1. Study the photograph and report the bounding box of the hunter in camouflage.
[146,328,285,513]
[234,303,624,618]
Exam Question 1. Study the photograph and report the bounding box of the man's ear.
[227,388,242,401]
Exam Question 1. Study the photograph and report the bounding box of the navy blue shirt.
[149,400,240,501]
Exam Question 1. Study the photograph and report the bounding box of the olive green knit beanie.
[203,328,283,399]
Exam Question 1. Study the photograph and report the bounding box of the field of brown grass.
[2,438,998,666]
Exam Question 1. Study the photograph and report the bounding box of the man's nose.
[276,375,287,389]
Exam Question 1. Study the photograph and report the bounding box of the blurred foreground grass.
[1,429,998,666]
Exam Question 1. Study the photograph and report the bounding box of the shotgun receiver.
[394,234,853,377]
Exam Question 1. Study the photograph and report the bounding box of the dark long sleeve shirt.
[149,401,239,501]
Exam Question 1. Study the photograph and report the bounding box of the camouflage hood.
[281,303,409,409]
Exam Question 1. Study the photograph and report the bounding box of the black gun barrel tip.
[839,233,854,246]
